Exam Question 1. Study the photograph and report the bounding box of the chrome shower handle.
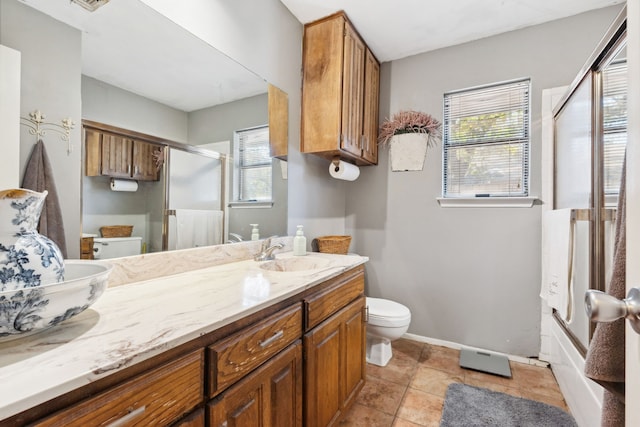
[585,288,640,334]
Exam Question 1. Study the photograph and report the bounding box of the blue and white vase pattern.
[0,189,65,292]
[0,261,111,339]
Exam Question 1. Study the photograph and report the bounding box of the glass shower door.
[164,147,225,250]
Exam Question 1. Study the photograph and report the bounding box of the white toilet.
[366,297,412,367]
[93,236,142,259]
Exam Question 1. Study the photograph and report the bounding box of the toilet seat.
[366,297,411,328]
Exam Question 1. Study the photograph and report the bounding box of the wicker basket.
[100,225,134,238]
[315,235,351,255]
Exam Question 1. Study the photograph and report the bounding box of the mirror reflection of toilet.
[93,237,142,259]
[366,297,412,366]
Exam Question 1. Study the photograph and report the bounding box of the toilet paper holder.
[329,156,360,181]
[331,156,340,171]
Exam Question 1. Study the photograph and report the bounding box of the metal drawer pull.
[259,330,284,348]
[107,406,146,427]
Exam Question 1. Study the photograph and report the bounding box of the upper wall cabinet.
[301,12,379,166]
[84,122,163,182]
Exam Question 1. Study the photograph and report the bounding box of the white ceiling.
[279,0,625,62]
[17,0,624,112]
[18,0,268,112]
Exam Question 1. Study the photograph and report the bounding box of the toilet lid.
[366,297,411,327]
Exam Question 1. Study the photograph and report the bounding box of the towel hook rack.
[20,110,75,155]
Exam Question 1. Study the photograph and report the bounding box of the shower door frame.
[551,10,627,356]
[161,141,228,251]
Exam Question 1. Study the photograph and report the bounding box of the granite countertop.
[0,251,368,420]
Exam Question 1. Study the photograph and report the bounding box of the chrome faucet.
[254,236,284,261]
[227,232,243,243]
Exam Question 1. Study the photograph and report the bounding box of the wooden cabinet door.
[132,140,160,181]
[84,128,102,176]
[101,133,133,178]
[208,342,303,427]
[300,15,345,155]
[304,296,366,427]
[342,296,367,410]
[340,22,365,158]
[362,48,380,165]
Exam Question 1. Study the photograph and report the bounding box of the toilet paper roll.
[329,160,360,181]
[110,178,138,192]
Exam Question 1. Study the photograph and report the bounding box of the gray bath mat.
[440,383,577,427]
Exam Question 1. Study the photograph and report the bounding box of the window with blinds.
[234,125,272,202]
[602,61,627,195]
[443,79,530,198]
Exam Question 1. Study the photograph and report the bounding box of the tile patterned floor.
[339,338,570,427]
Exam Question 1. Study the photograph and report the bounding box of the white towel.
[541,208,575,323]
[170,209,223,250]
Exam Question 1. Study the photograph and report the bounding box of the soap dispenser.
[251,224,260,241]
[293,225,307,256]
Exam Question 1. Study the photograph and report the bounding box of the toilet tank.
[93,237,142,259]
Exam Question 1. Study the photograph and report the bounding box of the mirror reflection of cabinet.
[85,125,162,182]
[301,11,379,166]
[268,84,288,159]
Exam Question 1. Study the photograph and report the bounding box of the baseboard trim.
[402,333,549,368]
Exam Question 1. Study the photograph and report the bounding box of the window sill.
[229,201,274,209]
[436,196,538,208]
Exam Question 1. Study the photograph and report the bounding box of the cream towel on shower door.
[169,209,223,250]
[541,208,575,323]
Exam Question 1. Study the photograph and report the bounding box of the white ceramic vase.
[0,189,65,291]
[389,133,429,172]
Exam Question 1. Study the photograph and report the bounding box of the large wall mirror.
[7,0,288,258]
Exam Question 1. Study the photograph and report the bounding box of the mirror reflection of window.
[602,60,627,197]
[234,126,272,202]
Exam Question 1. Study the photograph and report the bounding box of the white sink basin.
[259,257,332,272]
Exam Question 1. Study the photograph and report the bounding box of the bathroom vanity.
[0,246,367,427]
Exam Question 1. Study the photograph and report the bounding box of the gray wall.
[346,6,624,357]
[189,94,288,240]
[82,75,189,142]
[0,0,82,258]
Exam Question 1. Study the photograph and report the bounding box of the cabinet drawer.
[208,303,303,397]
[35,350,204,427]
[305,268,364,330]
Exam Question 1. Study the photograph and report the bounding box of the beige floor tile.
[519,388,570,412]
[352,339,569,426]
[393,338,425,361]
[418,345,465,375]
[409,366,463,397]
[392,418,433,427]
[463,375,521,398]
[366,351,420,387]
[339,403,395,427]
[357,376,407,415]
[510,362,564,400]
[396,388,443,426]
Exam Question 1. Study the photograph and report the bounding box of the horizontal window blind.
[602,62,627,195]
[443,79,530,197]
[235,126,272,202]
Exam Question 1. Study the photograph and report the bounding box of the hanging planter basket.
[378,110,442,172]
[389,133,429,172]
